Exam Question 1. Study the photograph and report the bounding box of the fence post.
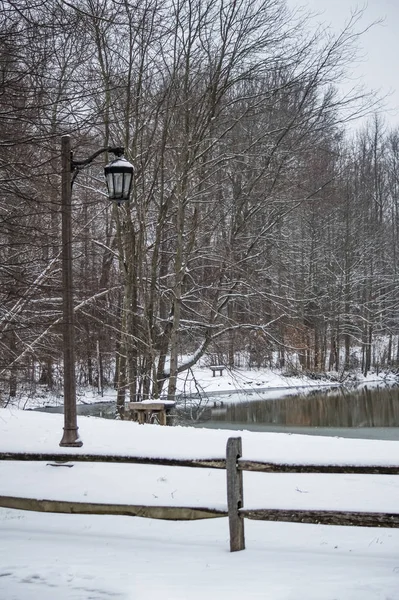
[226,436,245,552]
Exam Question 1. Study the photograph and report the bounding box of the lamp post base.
[59,427,83,447]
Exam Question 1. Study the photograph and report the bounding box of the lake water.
[32,401,117,419]
[33,383,399,440]
[183,384,399,440]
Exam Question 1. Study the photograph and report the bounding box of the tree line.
[0,0,397,407]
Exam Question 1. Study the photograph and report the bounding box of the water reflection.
[33,385,399,440]
[203,385,399,428]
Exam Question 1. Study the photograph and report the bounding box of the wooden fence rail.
[1,437,399,552]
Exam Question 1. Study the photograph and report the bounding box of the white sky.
[286,0,399,128]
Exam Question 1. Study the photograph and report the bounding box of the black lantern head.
[104,155,134,202]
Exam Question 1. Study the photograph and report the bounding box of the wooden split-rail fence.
[1,436,399,552]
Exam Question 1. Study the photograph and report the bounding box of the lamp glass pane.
[113,173,123,197]
[123,173,132,198]
[106,172,114,198]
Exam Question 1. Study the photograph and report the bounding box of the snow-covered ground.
[1,404,399,599]
[2,511,399,600]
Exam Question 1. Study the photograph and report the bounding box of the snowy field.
[1,406,399,599]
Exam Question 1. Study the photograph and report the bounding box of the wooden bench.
[126,401,175,425]
[210,365,225,377]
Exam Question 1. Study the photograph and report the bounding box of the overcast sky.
[286,0,399,128]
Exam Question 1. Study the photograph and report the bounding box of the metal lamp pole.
[60,135,81,447]
[59,135,134,447]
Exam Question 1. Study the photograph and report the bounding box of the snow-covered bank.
[1,409,399,599]
[166,365,398,400]
[13,364,399,411]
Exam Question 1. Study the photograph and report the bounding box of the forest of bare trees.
[1,0,398,407]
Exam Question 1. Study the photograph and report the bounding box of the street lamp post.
[59,134,134,447]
